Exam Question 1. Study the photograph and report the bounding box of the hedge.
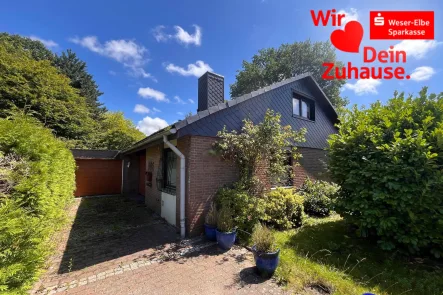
[328,88,443,257]
[0,115,75,293]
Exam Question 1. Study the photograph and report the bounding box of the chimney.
[198,72,224,112]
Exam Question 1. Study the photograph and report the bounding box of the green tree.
[54,49,105,119]
[230,40,348,109]
[0,33,55,61]
[94,112,145,150]
[214,109,306,195]
[328,87,443,257]
[0,42,95,141]
[0,33,105,119]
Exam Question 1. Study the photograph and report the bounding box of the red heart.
[330,21,364,53]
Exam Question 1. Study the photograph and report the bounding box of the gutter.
[163,132,186,239]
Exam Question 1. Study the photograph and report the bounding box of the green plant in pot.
[216,206,237,250]
[204,203,218,241]
[251,223,280,277]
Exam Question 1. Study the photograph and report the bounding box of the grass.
[274,215,443,295]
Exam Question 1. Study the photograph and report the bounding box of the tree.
[230,40,349,109]
[214,109,306,195]
[0,42,95,141]
[93,112,145,150]
[54,50,105,119]
[0,33,55,61]
[328,88,443,257]
[0,33,105,119]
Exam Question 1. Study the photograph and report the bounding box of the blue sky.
[1,0,442,135]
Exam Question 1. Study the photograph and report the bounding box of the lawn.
[274,215,443,295]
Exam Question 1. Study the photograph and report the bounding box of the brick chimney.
[198,72,224,112]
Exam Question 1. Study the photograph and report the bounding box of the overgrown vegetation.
[216,206,235,233]
[262,188,304,229]
[0,115,75,293]
[299,178,339,217]
[275,215,443,295]
[0,33,144,150]
[328,88,443,257]
[214,109,305,195]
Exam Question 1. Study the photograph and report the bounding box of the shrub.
[299,178,339,217]
[328,88,443,257]
[217,206,235,233]
[251,223,276,253]
[262,188,304,229]
[0,115,75,293]
[215,186,265,235]
[205,203,217,226]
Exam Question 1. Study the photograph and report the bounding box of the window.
[163,149,177,193]
[293,94,315,121]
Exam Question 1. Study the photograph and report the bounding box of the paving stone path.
[32,196,287,295]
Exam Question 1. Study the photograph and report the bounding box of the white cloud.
[153,107,161,113]
[392,40,442,60]
[343,79,382,95]
[109,70,117,76]
[177,112,184,116]
[188,99,195,104]
[174,96,186,104]
[153,25,202,46]
[152,25,170,42]
[138,87,169,102]
[136,116,169,136]
[165,60,213,77]
[409,66,435,81]
[29,36,58,48]
[174,25,201,46]
[337,8,358,25]
[134,104,151,114]
[69,36,155,80]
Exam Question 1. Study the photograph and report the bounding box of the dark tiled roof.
[71,149,120,160]
[175,73,338,149]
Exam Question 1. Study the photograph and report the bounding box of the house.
[118,71,338,238]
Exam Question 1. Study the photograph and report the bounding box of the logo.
[309,9,435,80]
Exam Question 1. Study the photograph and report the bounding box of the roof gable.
[176,74,338,149]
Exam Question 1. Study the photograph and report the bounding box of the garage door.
[75,159,122,197]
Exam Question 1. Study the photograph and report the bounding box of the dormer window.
[293,94,315,121]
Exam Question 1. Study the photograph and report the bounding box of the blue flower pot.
[252,245,280,277]
[216,228,237,250]
[204,223,217,241]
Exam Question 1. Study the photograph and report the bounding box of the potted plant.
[216,206,236,250]
[204,203,217,241]
[251,223,280,277]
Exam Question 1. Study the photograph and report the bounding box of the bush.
[328,88,443,257]
[0,115,75,293]
[217,206,235,233]
[251,223,276,253]
[299,178,339,217]
[205,203,217,226]
[215,186,265,235]
[262,188,304,229]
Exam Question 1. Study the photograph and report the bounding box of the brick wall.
[183,135,238,236]
[293,147,329,187]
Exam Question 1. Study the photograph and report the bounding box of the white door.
[161,192,176,226]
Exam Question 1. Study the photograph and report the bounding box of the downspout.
[163,134,186,239]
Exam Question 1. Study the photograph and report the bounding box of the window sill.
[292,115,315,123]
[270,186,294,190]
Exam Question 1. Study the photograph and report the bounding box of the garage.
[72,149,122,197]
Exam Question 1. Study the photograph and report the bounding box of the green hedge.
[328,88,443,257]
[0,115,75,293]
